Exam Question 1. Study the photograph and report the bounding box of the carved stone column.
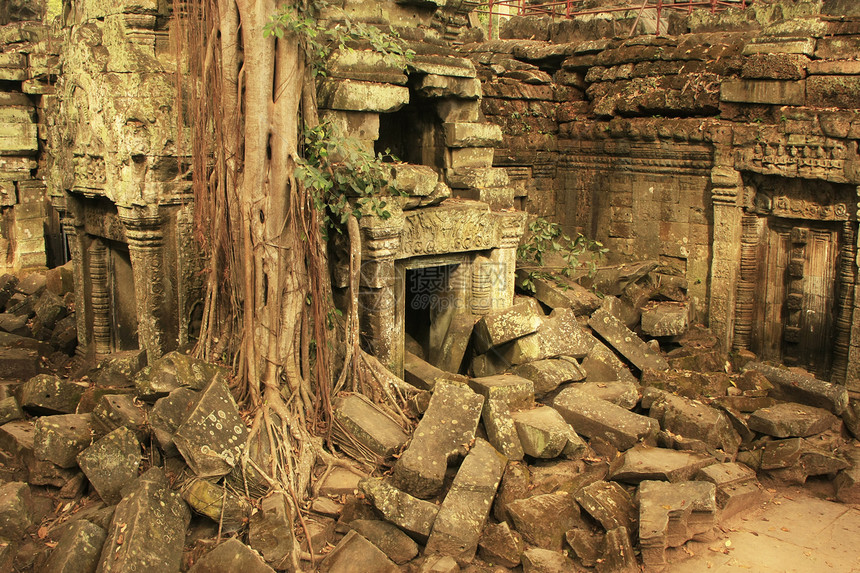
[88,239,111,357]
[708,166,744,351]
[732,211,762,351]
[358,210,403,375]
[120,207,168,363]
[846,186,860,389]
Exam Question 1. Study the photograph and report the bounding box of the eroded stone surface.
[249,492,294,569]
[187,538,275,573]
[512,407,571,458]
[350,519,418,565]
[552,387,658,451]
[647,390,741,455]
[507,491,580,551]
[34,413,95,468]
[473,301,543,353]
[512,357,586,397]
[173,376,247,478]
[610,445,715,483]
[478,521,523,568]
[574,480,637,533]
[18,374,84,415]
[359,478,439,541]
[0,481,33,538]
[589,308,669,372]
[76,426,141,505]
[97,467,190,573]
[482,397,525,461]
[41,519,107,573]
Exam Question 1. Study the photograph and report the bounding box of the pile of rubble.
[1,260,859,573]
[0,265,77,376]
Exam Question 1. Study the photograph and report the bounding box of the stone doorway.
[108,243,139,352]
[397,258,468,365]
[752,219,841,378]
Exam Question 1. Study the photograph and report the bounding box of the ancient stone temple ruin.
[5,0,860,571]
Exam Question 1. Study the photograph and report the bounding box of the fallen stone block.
[182,477,253,531]
[647,390,740,455]
[0,274,18,308]
[552,386,659,451]
[640,301,689,337]
[638,480,716,570]
[34,413,95,468]
[419,554,460,573]
[745,362,848,415]
[482,398,524,461]
[761,437,849,484]
[91,393,148,443]
[473,301,543,353]
[333,393,409,462]
[512,357,586,397]
[517,270,601,315]
[0,346,44,380]
[134,351,228,401]
[565,527,603,568]
[404,351,468,391]
[40,518,106,573]
[173,375,248,477]
[696,462,765,519]
[0,312,28,336]
[317,466,365,497]
[835,450,860,504]
[585,261,658,296]
[478,521,523,568]
[249,492,295,569]
[98,467,190,572]
[507,491,581,551]
[609,445,715,484]
[188,538,275,573]
[32,290,67,332]
[351,519,418,565]
[318,530,399,573]
[359,478,439,541]
[76,427,141,505]
[0,396,23,425]
[149,386,198,454]
[393,382,484,498]
[574,480,636,533]
[589,308,669,372]
[642,368,732,398]
[505,308,592,364]
[425,439,506,562]
[521,547,576,573]
[512,407,571,458]
[435,313,480,374]
[18,374,84,415]
[747,402,839,438]
[571,381,639,409]
[597,526,638,573]
[0,481,33,538]
[0,419,35,478]
[468,374,534,410]
[581,338,638,385]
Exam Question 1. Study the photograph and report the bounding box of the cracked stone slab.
[647,390,740,455]
[473,301,543,354]
[747,402,839,438]
[173,375,248,478]
[588,308,669,372]
[610,445,715,484]
[552,386,658,451]
[425,439,506,562]
[745,362,848,415]
[393,382,484,498]
[359,478,439,541]
[333,393,409,460]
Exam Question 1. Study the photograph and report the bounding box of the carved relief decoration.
[751,180,855,222]
[736,137,858,184]
[397,205,499,259]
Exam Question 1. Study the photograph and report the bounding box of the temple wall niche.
[466,2,860,385]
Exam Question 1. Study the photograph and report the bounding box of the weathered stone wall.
[462,0,860,385]
[44,0,202,363]
[0,19,61,273]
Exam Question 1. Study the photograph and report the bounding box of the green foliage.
[264,2,414,77]
[295,121,402,238]
[516,217,607,293]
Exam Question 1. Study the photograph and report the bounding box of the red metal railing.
[481,0,748,38]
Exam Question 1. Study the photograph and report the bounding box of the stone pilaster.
[88,239,111,357]
[708,165,744,351]
[119,207,168,363]
[487,210,526,312]
[846,186,860,389]
[359,211,403,375]
[63,217,89,357]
